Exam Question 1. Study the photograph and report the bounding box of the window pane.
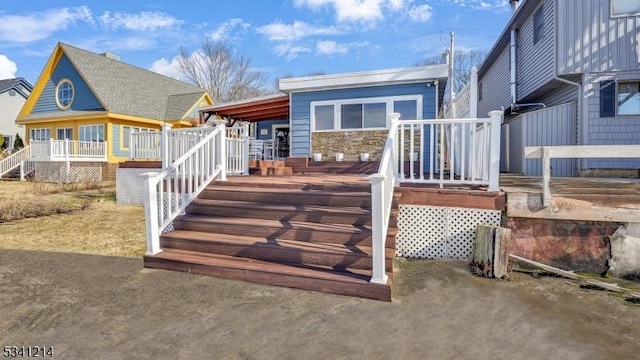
[97,125,104,142]
[618,82,640,115]
[394,100,418,120]
[341,104,362,129]
[123,127,131,148]
[533,7,544,44]
[363,103,386,128]
[612,0,640,16]
[314,105,334,130]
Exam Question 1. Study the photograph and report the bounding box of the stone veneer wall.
[311,131,387,161]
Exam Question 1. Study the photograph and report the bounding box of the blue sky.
[0,0,513,88]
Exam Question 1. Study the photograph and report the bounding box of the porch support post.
[369,174,389,285]
[64,138,70,183]
[488,110,504,191]
[141,172,161,255]
[216,123,227,181]
[161,123,173,168]
[242,122,250,175]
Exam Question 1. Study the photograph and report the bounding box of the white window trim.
[610,0,640,18]
[616,80,640,117]
[30,128,51,142]
[55,78,75,111]
[56,128,73,140]
[310,95,423,132]
[2,135,13,149]
[79,124,105,142]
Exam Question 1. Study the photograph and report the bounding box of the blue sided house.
[278,65,448,166]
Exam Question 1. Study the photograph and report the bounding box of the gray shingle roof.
[59,43,208,121]
[0,77,33,97]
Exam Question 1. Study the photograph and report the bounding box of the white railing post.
[488,110,504,191]
[469,67,478,118]
[542,147,551,207]
[243,123,250,175]
[369,174,388,285]
[389,113,400,177]
[161,123,173,168]
[142,172,161,255]
[20,160,25,181]
[217,123,228,181]
[129,129,135,160]
[49,139,54,161]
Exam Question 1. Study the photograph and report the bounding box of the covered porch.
[29,139,107,162]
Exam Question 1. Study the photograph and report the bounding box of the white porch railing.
[130,131,161,160]
[130,124,249,175]
[142,123,227,255]
[20,160,35,181]
[29,140,107,162]
[397,111,503,191]
[0,146,29,178]
[368,113,401,284]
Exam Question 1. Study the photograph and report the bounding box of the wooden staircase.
[249,160,293,176]
[144,177,398,301]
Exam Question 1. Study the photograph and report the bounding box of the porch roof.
[200,93,289,123]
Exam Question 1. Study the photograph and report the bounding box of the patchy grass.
[0,181,145,257]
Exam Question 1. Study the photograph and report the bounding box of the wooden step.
[211,178,374,192]
[160,230,394,271]
[249,166,293,176]
[172,215,396,248]
[144,248,392,301]
[200,186,376,208]
[187,199,399,226]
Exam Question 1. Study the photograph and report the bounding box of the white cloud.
[257,21,341,41]
[210,18,251,41]
[316,40,349,55]
[0,6,93,43]
[274,43,312,61]
[315,40,371,56]
[0,55,17,79]
[150,57,181,79]
[444,0,509,11]
[99,11,182,31]
[294,0,385,23]
[407,4,432,22]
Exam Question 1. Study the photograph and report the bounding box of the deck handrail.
[524,145,640,207]
[142,123,227,255]
[367,113,400,284]
[0,146,29,178]
[29,140,107,161]
[397,111,503,191]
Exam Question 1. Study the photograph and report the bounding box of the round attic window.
[55,78,74,110]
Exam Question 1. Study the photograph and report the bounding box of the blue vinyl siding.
[112,124,126,158]
[256,119,289,140]
[32,54,104,114]
[290,83,437,157]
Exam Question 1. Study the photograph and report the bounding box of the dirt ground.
[1,250,638,360]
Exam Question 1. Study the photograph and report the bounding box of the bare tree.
[417,50,487,93]
[176,39,269,102]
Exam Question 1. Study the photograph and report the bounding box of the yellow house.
[16,43,212,166]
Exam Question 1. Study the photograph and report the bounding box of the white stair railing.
[397,110,503,191]
[0,146,29,178]
[142,123,227,255]
[20,160,35,181]
[368,113,400,285]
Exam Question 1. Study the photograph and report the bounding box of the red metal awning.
[200,93,289,123]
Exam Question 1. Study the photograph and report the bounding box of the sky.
[0,0,514,89]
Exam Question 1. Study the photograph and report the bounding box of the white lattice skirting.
[34,162,103,183]
[116,168,160,205]
[396,205,502,260]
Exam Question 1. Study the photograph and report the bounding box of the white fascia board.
[278,65,449,93]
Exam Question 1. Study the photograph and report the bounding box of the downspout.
[510,29,518,106]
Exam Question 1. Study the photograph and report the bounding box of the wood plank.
[507,192,640,223]
[144,249,392,301]
[509,254,640,300]
[524,145,640,159]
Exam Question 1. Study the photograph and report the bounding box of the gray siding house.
[477,0,640,176]
[0,78,32,149]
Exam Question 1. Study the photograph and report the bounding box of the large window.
[611,0,640,17]
[79,124,105,142]
[533,6,544,44]
[30,128,51,141]
[55,78,74,110]
[618,82,640,115]
[1,135,12,150]
[311,96,422,131]
[56,128,73,140]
